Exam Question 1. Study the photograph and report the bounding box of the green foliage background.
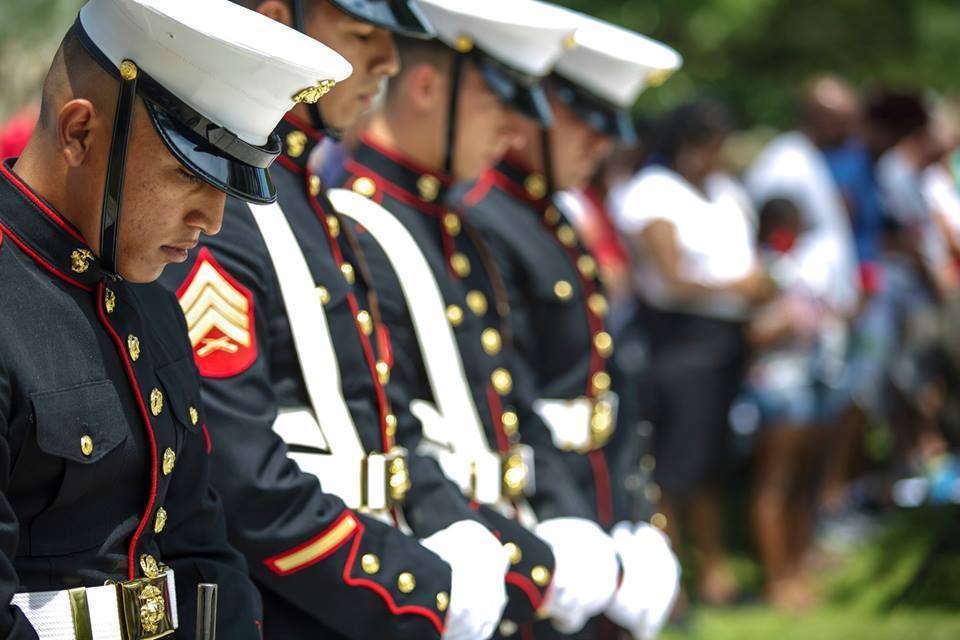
[551,0,960,127]
[3,1,960,127]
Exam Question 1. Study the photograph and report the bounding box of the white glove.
[421,520,510,640]
[534,517,620,634]
[605,521,681,640]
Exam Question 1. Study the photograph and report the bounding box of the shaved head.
[37,26,115,133]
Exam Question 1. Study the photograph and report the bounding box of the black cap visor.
[331,0,434,38]
[550,74,637,144]
[475,54,553,126]
[148,103,278,204]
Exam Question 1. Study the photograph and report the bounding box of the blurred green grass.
[663,505,960,640]
[661,607,960,640]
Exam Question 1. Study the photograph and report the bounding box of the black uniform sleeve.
[159,208,450,640]
[0,371,39,640]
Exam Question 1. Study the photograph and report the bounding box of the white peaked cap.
[556,11,682,108]
[416,0,577,77]
[79,0,354,147]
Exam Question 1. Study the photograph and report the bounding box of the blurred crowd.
[559,76,960,612]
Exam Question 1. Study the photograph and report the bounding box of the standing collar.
[0,160,107,290]
[488,155,550,208]
[350,135,452,212]
[274,113,326,176]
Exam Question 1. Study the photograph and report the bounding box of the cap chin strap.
[540,127,556,198]
[290,0,343,140]
[99,59,139,278]
[443,53,465,177]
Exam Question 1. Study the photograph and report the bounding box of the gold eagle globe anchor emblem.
[292,79,337,104]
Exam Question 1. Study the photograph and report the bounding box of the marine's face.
[112,102,226,283]
[308,3,400,129]
[451,63,524,181]
[549,95,614,191]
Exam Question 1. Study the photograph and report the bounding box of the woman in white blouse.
[614,101,772,606]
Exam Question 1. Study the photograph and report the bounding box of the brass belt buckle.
[116,560,175,640]
[384,447,411,507]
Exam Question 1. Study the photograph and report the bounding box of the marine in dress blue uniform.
[0,0,348,637]
[161,2,514,639]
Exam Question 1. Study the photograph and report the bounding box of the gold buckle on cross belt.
[501,447,529,500]
[106,561,175,640]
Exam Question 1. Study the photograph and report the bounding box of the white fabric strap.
[328,189,492,458]
[274,407,392,511]
[534,392,619,452]
[248,202,366,470]
[12,571,177,640]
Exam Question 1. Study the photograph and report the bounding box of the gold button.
[150,388,164,417]
[341,262,356,284]
[357,310,373,336]
[531,565,551,587]
[544,206,561,225]
[352,177,376,198]
[577,255,597,278]
[385,413,398,437]
[466,290,488,316]
[556,225,576,247]
[361,553,380,574]
[491,368,513,395]
[104,288,116,314]
[481,328,502,355]
[417,175,440,202]
[397,571,416,593]
[501,411,519,435]
[640,454,656,474]
[376,360,391,385]
[317,286,330,305]
[450,253,471,278]
[140,554,160,579]
[651,513,668,530]
[327,215,341,238]
[163,448,176,475]
[553,280,573,301]
[446,305,464,327]
[443,213,461,236]
[308,175,321,197]
[588,293,609,318]
[436,591,449,612]
[80,435,94,457]
[286,130,307,158]
[592,371,611,393]
[70,248,93,274]
[453,34,474,53]
[154,507,167,534]
[524,173,547,199]
[590,411,613,447]
[189,406,199,426]
[594,332,614,358]
[504,542,522,565]
[127,334,141,362]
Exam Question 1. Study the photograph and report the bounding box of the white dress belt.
[11,570,178,640]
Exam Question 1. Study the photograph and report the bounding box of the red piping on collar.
[0,222,93,291]
[344,159,442,213]
[358,134,451,188]
[0,162,86,244]
[283,113,324,142]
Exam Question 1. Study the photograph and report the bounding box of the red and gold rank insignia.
[177,247,257,378]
